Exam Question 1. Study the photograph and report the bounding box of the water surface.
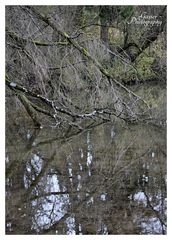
[6,121,166,234]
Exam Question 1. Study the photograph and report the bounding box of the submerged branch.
[17,93,41,127]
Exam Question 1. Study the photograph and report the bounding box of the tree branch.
[24,6,149,109]
[6,28,69,47]
[6,77,127,124]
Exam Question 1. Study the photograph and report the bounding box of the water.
[6,121,166,234]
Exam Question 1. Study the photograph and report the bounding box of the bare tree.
[6,6,160,129]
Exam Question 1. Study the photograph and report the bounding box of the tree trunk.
[99,6,110,48]
[100,24,109,47]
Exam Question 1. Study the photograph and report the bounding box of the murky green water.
[6,121,166,234]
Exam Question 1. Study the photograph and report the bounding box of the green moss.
[109,28,124,45]
[82,48,89,56]
[9,31,25,44]
[63,32,69,38]
[37,6,54,16]
[101,68,111,77]
[105,53,156,83]
[136,55,155,79]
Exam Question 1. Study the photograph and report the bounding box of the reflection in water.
[100,193,107,201]
[77,175,82,191]
[132,191,147,206]
[141,217,165,234]
[6,121,166,234]
[87,131,93,176]
[66,216,76,234]
[110,126,116,139]
[31,173,70,232]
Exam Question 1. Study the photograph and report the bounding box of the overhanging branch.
[6,28,69,47]
[23,6,149,109]
[6,77,133,124]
